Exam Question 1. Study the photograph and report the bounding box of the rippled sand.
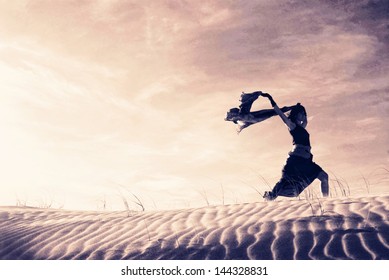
[0,195,388,259]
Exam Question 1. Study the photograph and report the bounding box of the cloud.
[1,0,388,209]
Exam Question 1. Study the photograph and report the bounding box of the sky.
[0,0,388,211]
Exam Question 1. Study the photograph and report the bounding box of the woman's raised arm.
[261,93,296,130]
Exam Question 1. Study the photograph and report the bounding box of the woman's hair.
[287,103,306,123]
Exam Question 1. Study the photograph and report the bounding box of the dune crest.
[0,195,388,260]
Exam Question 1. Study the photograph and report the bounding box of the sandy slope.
[0,195,388,260]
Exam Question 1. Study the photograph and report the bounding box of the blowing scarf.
[225,100,302,132]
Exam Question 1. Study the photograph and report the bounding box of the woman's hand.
[261,93,276,107]
[260,93,272,98]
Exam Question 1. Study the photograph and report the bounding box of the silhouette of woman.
[227,91,329,200]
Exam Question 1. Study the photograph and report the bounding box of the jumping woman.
[225,91,329,200]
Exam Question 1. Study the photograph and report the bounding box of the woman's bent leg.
[317,171,329,197]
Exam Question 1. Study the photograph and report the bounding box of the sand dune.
[0,195,388,260]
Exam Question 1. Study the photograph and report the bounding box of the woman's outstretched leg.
[263,178,290,201]
[317,171,329,197]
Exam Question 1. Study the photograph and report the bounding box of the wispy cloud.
[0,0,388,209]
